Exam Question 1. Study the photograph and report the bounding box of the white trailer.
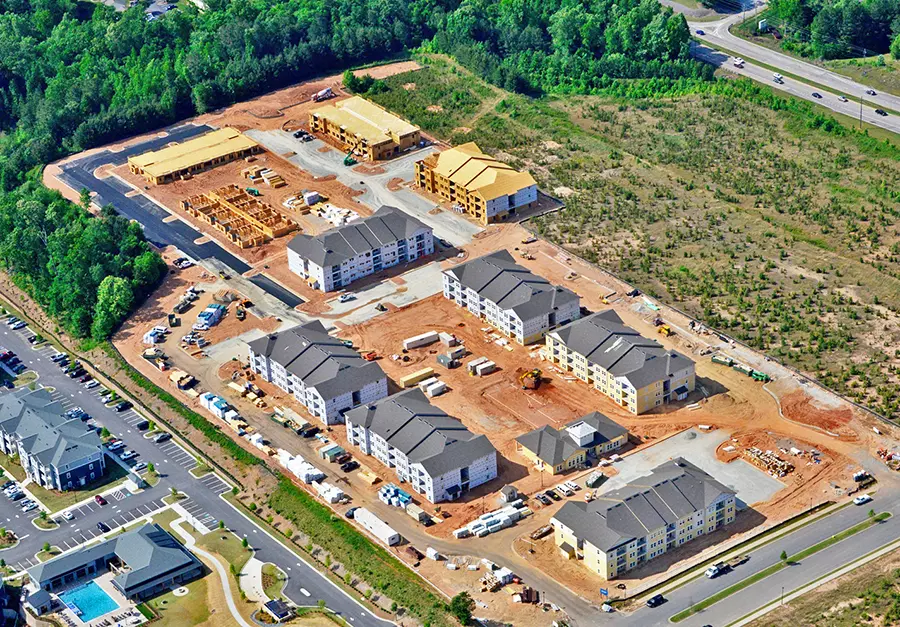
[354,508,402,546]
[403,331,440,350]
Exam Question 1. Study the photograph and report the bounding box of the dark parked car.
[544,489,561,502]
[154,432,172,443]
[97,521,111,533]
[340,460,359,473]
[114,401,132,412]
[344,507,359,519]
[68,369,85,378]
[302,426,320,438]
[78,374,92,383]
[646,594,666,608]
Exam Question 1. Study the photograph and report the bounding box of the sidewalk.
[240,557,267,602]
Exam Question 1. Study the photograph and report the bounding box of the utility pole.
[781,586,784,605]
[859,96,864,131]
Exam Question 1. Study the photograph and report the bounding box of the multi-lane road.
[685,9,900,135]
[0,322,391,627]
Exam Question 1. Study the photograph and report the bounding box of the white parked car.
[84,380,99,390]
[22,502,37,513]
[853,493,872,505]
[121,450,138,461]
[338,293,356,303]
[62,510,75,521]
[132,462,148,473]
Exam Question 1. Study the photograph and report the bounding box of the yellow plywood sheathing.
[309,96,420,161]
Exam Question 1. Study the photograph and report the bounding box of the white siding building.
[442,250,581,345]
[287,205,434,293]
[247,321,388,425]
[345,389,497,503]
[0,388,105,491]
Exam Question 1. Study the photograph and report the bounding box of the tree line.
[766,0,900,60]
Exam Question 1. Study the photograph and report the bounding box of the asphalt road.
[0,323,392,626]
[688,12,900,135]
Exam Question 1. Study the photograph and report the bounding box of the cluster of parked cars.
[292,129,314,142]
[535,480,582,506]
[2,481,37,512]
[0,348,27,377]
[5,317,26,331]
[106,437,140,464]
[172,257,194,269]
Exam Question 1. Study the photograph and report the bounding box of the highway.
[0,323,392,626]
[685,9,900,135]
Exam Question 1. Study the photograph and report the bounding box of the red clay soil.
[781,391,855,435]
[386,177,405,192]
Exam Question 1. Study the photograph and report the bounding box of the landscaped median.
[670,511,892,622]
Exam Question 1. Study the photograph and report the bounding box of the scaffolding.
[180,185,298,249]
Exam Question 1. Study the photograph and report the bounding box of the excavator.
[519,368,542,390]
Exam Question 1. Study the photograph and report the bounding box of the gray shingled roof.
[29,523,200,594]
[443,250,579,321]
[247,320,386,399]
[551,310,694,389]
[345,389,496,477]
[287,205,431,268]
[516,412,627,466]
[553,458,735,552]
[515,425,584,467]
[0,388,101,469]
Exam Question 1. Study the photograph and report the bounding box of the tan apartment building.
[309,96,420,161]
[515,412,628,475]
[415,142,537,224]
[552,458,736,579]
[128,128,260,185]
[545,310,695,414]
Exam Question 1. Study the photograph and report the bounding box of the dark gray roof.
[443,250,579,320]
[25,589,52,608]
[515,425,584,467]
[553,458,735,552]
[0,388,101,468]
[247,321,386,399]
[29,523,200,594]
[344,389,496,477]
[551,310,694,389]
[516,412,626,466]
[287,206,431,267]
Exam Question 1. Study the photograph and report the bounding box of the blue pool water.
[57,581,119,623]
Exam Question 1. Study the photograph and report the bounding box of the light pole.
[860,96,865,130]
[781,586,784,605]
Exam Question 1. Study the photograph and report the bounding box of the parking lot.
[155,439,198,471]
[598,428,786,508]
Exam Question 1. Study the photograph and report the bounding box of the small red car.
[94,494,107,506]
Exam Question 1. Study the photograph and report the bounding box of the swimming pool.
[57,581,119,623]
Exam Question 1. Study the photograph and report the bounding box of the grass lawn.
[0,452,26,481]
[826,56,900,98]
[143,470,161,487]
[27,458,130,513]
[37,547,61,562]
[13,370,37,388]
[262,563,287,601]
[189,463,211,478]
[148,576,212,627]
[198,531,253,573]
[150,507,182,531]
[34,515,58,530]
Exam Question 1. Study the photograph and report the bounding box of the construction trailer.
[354,508,402,546]
[128,128,261,185]
[180,184,298,249]
[399,368,435,388]
[403,331,439,350]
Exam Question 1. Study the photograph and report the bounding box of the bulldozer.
[658,325,673,337]
[519,368,542,390]
[236,306,246,321]
[519,250,535,261]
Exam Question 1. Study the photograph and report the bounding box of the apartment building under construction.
[180,185,298,249]
[415,142,537,224]
[309,96,421,161]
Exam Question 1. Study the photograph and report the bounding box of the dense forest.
[430,0,711,93]
[766,0,900,59]
[0,181,166,340]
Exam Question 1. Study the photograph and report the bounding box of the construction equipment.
[521,236,537,244]
[711,354,734,366]
[343,152,358,167]
[219,271,230,280]
[658,325,673,337]
[519,369,542,390]
[362,351,378,362]
[236,306,246,321]
[246,187,261,196]
[312,87,334,102]
[519,250,535,260]
[750,370,771,382]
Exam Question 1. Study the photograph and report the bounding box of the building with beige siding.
[545,310,695,414]
[515,412,628,475]
[552,458,736,579]
[415,142,537,224]
[309,96,420,161]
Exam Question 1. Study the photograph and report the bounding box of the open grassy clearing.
[198,531,253,574]
[367,53,900,419]
[262,562,288,601]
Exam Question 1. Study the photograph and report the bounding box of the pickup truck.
[705,555,749,578]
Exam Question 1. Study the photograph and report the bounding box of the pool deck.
[56,572,143,627]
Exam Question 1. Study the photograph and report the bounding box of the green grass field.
[366,53,900,419]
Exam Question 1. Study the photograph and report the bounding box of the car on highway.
[94,494,107,506]
[114,401,133,412]
[772,73,784,83]
[875,109,888,116]
[866,89,877,96]
[695,29,704,35]
[97,521,111,533]
[646,594,666,608]
[62,510,74,521]
[854,493,872,505]
[154,432,172,443]
[812,92,822,99]
[838,95,848,102]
